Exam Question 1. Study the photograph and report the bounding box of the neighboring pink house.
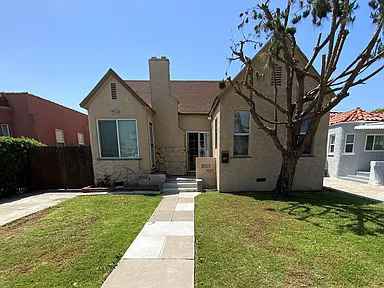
[0,92,89,146]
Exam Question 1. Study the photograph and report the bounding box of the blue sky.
[0,0,382,113]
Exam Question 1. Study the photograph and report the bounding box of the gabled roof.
[208,40,323,116]
[80,69,220,114]
[80,69,155,113]
[125,80,220,114]
[329,107,384,125]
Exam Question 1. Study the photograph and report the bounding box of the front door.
[187,132,209,172]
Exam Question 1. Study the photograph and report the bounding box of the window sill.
[342,153,355,156]
[98,157,142,161]
[328,154,334,157]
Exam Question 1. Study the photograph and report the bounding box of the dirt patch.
[0,208,51,238]
[284,266,315,288]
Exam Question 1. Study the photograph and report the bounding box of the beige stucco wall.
[196,157,216,188]
[215,52,328,192]
[149,58,186,175]
[86,74,154,184]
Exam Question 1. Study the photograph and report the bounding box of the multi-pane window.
[299,118,312,155]
[344,134,355,153]
[55,129,65,145]
[365,135,384,151]
[77,132,85,145]
[328,134,336,154]
[233,111,250,156]
[98,119,139,158]
[0,124,10,136]
[110,83,117,100]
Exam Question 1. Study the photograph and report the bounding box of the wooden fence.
[29,146,94,190]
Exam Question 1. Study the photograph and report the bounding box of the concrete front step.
[162,187,198,193]
[356,171,370,177]
[339,175,369,184]
[163,182,197,189]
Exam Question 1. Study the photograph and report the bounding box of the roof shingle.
[125,80,220,114]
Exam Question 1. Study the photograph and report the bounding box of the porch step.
[339,174,369,184]
[161,177,199,193]
[356,171,370,178]
[162,182,197,189]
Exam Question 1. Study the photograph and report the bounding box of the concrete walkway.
[0,192,83,226]
[324,177,384,201]
[102,192,199,288]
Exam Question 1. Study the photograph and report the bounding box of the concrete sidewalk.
[102,192,199,288]
[324,177,384,201]
[0,192,83,226]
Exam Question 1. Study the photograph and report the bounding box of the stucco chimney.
[149,56,171,104]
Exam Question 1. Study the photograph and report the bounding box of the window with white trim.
[328,134,336,154]
[344,134,355,153]
[233,111,250,156]
[55,129,65,145]
[98,119,139,158]
[0,124,10,136]
[77,132,85,145]
[365,135,384,151]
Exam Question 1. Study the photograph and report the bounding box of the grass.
[195,191,384,288]
[0,195,160,288]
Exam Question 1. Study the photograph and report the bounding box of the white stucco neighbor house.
[326,108,384,185]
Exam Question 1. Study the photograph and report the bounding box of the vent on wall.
[271,65,282,87]
[111,83,117,100]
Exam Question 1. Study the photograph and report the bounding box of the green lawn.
[195,191,384,288]
[0,195,160,288]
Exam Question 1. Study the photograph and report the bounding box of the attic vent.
[111,83,117,100]
[271,65,282,87]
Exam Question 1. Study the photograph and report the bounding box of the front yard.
[0,195,160,288]
[195,191,384,288]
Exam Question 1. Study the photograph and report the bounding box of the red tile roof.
[329,107,384,125]
[125,80,220,114]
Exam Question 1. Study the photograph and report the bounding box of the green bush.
[0,137,44,197]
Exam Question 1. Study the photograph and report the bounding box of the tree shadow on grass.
[229,190,384,236]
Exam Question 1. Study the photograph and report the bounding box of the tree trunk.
[275,153,298,196]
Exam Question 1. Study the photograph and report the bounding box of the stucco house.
[80,48,328,192]
[326,108,384,184]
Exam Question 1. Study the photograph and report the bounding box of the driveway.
[324,177,384,202]
[0,192,82,226]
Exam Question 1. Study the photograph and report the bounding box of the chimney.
[149,56,171,104]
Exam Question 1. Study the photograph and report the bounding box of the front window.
[344,134,355,153]
[0,124,10,136]
[233,111,250,156]
[366,135,384,151]
[299,118,312,155]
[328,134,336,154]
[98,119,139,158]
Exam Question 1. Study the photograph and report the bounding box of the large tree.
[223,0,383,195]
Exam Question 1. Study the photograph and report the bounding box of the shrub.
[0,137,44,197]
